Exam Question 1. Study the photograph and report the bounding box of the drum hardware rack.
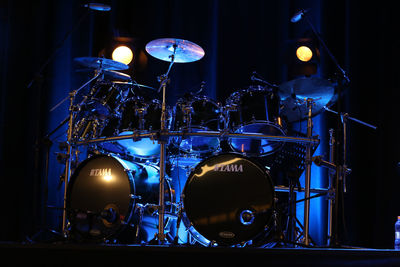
[68,124,323,245]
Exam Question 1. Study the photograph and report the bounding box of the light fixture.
[112,45,134,65]
[287,36,320,77]
[296,45,313,62]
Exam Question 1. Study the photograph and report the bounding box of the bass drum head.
[66,155,135,241]
[182,153,275,246]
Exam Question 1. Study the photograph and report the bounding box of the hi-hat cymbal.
[279,77,335,122]
[74,57,129,70]
[104,70,131,81]
[145,38,205,63]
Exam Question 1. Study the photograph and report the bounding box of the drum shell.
[116,98,169,159]
[172,96,221,131]
[118,98,165,133]
[88,82,128,118]
[171,95,222,155]
[226,86,286,157]
[66,154,173,242]
[182,153,275,246]
[227,86,281,129]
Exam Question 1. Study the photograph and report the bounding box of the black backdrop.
[0,0,399,248]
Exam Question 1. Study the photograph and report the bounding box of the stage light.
[296,45,313,62]
[112,45,134,65]
[287,36,320,77]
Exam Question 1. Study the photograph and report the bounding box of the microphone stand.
[295,9,351,246]
[298,10,350,84]
[26,9,90,89]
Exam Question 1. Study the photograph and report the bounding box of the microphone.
[290,9,309,23]
[84,3,112,12]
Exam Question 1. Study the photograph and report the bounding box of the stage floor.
[1,242,400,266]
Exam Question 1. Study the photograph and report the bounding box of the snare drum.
[172,95,221,155]
[226,86,286,157]
[67,154,174,242]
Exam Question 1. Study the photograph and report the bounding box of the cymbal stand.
[303,98,314,245]
[49,70,104,234]
[156,44,177,243]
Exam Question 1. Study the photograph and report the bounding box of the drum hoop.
[230,120,286,135]
[177,95,220,106]
[226,86,274,103]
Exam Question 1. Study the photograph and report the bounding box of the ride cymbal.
[145,38,205,63]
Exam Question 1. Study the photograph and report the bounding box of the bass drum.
[66,154,174,242]
[182,153,275,246]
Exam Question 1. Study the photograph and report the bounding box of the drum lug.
[130,194,142,200]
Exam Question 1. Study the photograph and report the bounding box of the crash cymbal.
[74,57,129,70]
[279,77,335,122]
[145,38,205,63]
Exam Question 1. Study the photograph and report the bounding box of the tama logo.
[90,168,112,176]
[213,164,243,172]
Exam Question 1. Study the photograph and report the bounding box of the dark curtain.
[0,0,399,249]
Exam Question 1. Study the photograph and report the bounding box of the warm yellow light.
[112,45,133,65]
[296,46,313,62]
[103,175,113,182]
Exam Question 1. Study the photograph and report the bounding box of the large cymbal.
[279,77,335,122]
[145,38,205,63]
[74,57,129,70]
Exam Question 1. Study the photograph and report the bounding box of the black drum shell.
[66,154,173,242]
[226,86,281,128]
[182,153,275,246]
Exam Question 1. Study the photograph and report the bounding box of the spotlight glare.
[103,175,113,182]
[112,45,133,65]
[296,46,313,62]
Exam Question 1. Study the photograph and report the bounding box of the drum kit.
[54,37,353,247]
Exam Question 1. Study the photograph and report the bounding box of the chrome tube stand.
[303,99,314,245]
[62,91,77,234]
[323,106,376,246]
[50,71,103,235]
[327,128,335,246]
[156,46,176,243]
